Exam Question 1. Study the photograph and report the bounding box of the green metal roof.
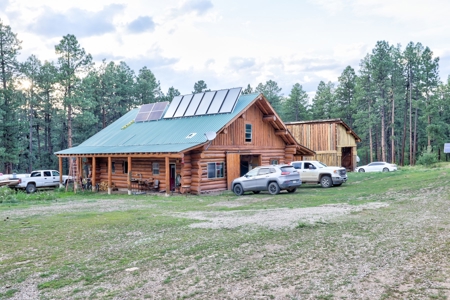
[56,93,259,155]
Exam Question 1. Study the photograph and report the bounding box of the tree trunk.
[381,103,386,162]
[369,102,373,162]
[413,106,418,165]
[391,89,395,163]
[409,69,413,165]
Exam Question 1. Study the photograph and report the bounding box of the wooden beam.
[165,156,170,196]
[108,156,112,195]
[263,115,276,122]
[59,156,63,185]
[275,130,288,136]
[220,128,228,134]
[92,157,96,191]
[127,156,132,195]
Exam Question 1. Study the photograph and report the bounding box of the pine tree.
[0,20,22,173]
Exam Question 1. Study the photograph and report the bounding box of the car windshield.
[317,161,327,168]
[245,169,259,177]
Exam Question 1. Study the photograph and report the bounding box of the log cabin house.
[285,119,361,171]
[55,88,315,195]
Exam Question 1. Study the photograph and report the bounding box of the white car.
[355,162,397,172]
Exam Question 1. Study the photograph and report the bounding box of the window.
[258,168,270,175]
[123,162,128,174]
[271,159,278,165]
[245,124,252,143]
[52,171,60,177]
[207,162,224,179]
[112,162,115,174]
[152,162,160,175]
[43,171,51,177]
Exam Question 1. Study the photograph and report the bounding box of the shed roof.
[56,92,315,156]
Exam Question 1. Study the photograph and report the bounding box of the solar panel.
[207,89,228,114]
[196,91,216,115]
[148,101,169,121]
[135,102,169,122]
[164,95,183,118]
[219,87,241,113]
[135,103,155,123]
[153,101,169,111]
[185,93,204,116]
[174,94,193,118]
[163,87,242,119]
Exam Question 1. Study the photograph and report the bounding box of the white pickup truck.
[291,160,347,188]
[14,170,71,193]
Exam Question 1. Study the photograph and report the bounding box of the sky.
[1,0,450,97]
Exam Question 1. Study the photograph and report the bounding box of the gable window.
[245,124,252,143]
[152,162,160,175]
[207,162,224,179]
[123,161,128,174]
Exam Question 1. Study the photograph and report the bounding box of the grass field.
[1,164,449,299]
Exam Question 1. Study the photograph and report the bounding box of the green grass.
[1,163,450,298]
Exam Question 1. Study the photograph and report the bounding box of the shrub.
[0,186,17,203]
[416,146,438,167]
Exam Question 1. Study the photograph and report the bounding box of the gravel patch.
[176,202,389,229]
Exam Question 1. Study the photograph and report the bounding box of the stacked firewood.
[99,181,115,191]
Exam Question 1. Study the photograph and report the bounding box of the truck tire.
[26,183,37,193]
[320,176,332,188]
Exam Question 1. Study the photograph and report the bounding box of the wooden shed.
[285,119,361,171]
[55,89,314,195]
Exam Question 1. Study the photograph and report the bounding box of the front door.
[169,163,176,191]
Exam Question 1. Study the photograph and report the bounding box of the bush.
[0,186,17,203]
[416,146,438,167]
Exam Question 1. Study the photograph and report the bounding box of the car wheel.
[287,187,297,193]
[268,182,280,195]
[233,184,244,196]
[383,167,389,172]
[253,191,260,194]
[320,176,332,188]
[358,168,365,173]
[26,183,37,194]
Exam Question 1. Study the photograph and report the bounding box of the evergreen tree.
[282,83,309,122]
[163,86,180,102]
[335,66,357,127]
[55,34,93,149]
[135,66,161,104]
[310,81,335,120]
[192,80,209,93]
[0,20,22,173]
[255,80,282,112]
[242,84,253,94]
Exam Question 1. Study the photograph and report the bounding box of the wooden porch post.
[59,156,63,185]
[92,157,96,191]
[108,156,112,195]
[165,156,170,196]
[127,156,132,195]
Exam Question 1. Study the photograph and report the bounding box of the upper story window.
[245,124,252,143]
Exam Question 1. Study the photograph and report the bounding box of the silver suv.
[231,165,301,195]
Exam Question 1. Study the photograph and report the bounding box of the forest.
[1,20,449,174]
